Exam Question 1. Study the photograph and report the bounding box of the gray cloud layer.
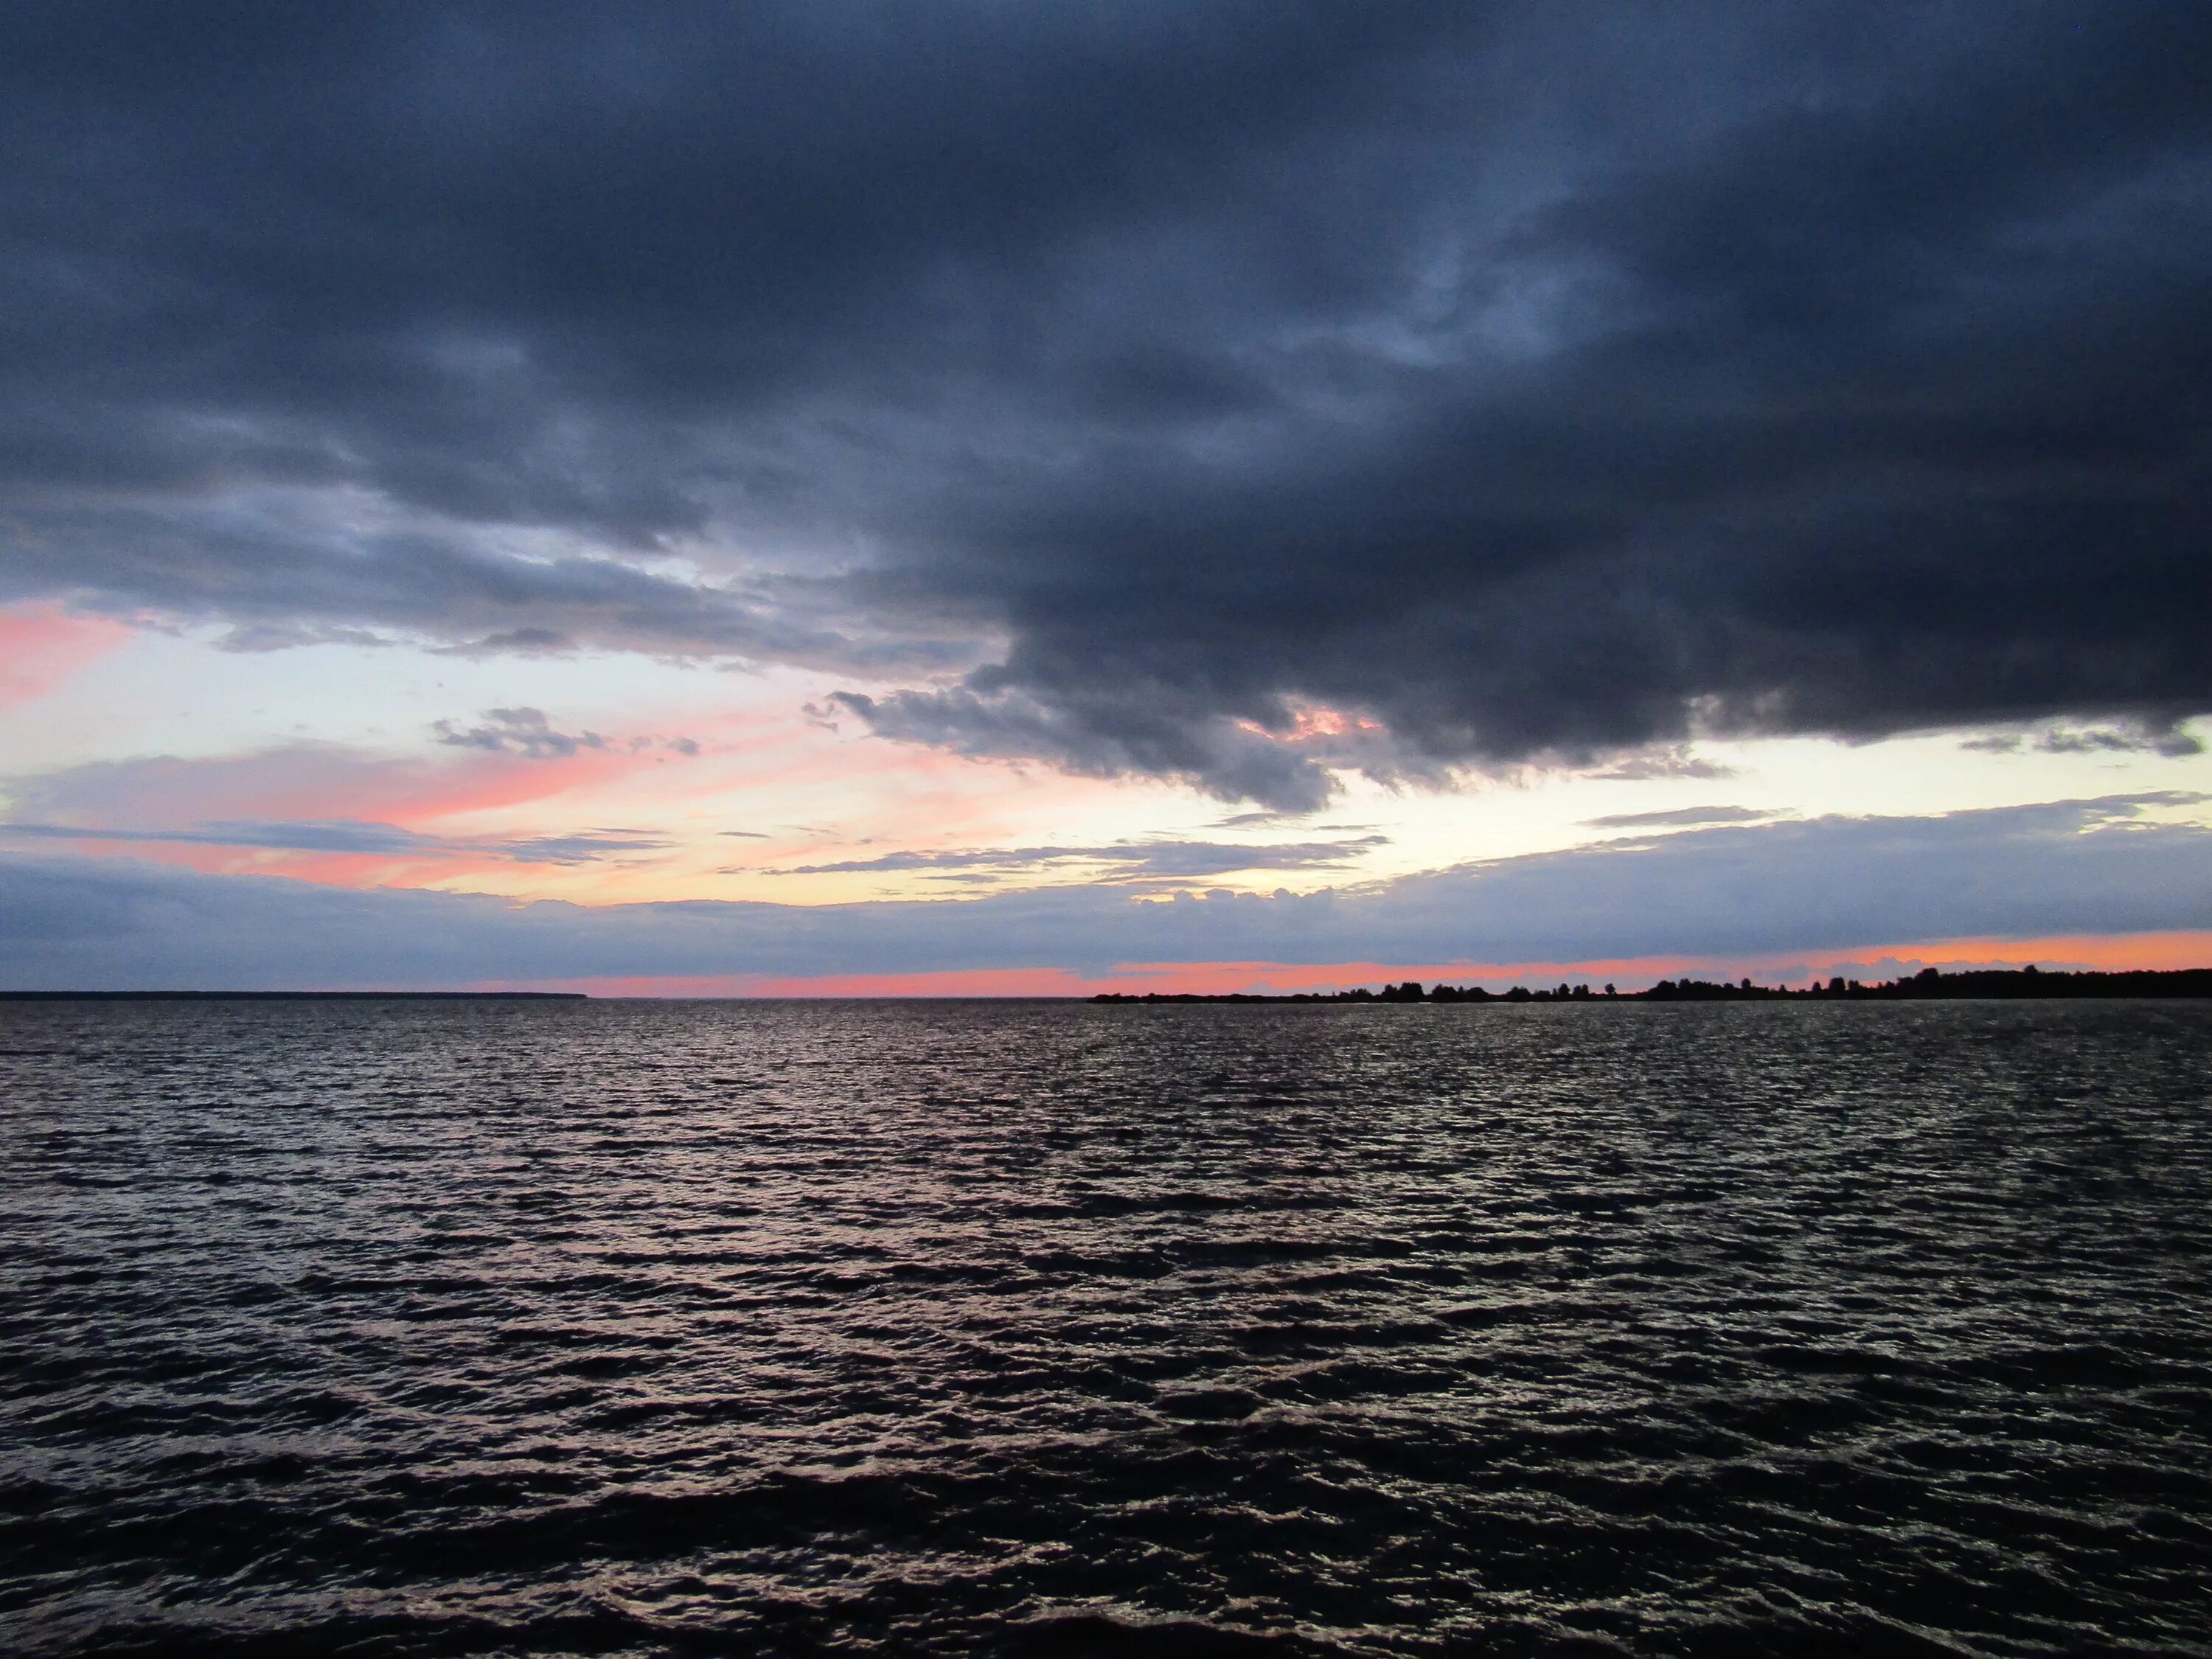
[5,4,2210,801]
[4,797,2204,989]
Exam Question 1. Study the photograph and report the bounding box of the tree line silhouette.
[1091,965,2212,1004]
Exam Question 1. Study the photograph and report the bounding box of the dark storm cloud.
[4,4,2210,801]
[818,687,1386,813]
[5,797,2206,990]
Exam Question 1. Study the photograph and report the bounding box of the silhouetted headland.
[1092,966,2212,1004]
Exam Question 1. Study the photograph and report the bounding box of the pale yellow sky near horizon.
[5,611,2208,914]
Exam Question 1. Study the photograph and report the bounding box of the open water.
[2,998,2209,1657]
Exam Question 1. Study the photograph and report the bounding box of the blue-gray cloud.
[1582,806,1775,830]
[433,707,609,758]
[759,836,1390,883]
[0,819,665,866]
[4,796,2205,990]
[1961,723,2206,759]
[429,706,699,759]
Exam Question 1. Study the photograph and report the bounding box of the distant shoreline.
[4,968,2208,1004]
[1093,967,2212,1004]
[0,990,589,1001]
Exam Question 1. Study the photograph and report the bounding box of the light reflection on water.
[3,998,2209,1655]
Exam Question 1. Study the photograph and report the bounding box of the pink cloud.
[5,735,695,891]
[17,743,647,832]
[0,604,133,709]
[1,693,1105,895]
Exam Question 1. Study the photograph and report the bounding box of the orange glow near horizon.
[467,931,2212,998]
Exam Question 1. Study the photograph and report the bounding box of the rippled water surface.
[4,998,2211,1656]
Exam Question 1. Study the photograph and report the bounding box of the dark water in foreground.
[3,1001,2210,1658]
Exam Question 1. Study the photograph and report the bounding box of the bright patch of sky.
[7,611,2205,915]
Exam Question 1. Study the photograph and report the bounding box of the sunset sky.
[5,3,2210,992]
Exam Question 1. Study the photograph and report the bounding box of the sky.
[4,1,2210,994]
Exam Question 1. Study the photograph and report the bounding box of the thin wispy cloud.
[433,708,703,760]
[0,819,668,866]
[759,837,1391,884]
[434,708,609,759]
[1584,807,1778,830]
